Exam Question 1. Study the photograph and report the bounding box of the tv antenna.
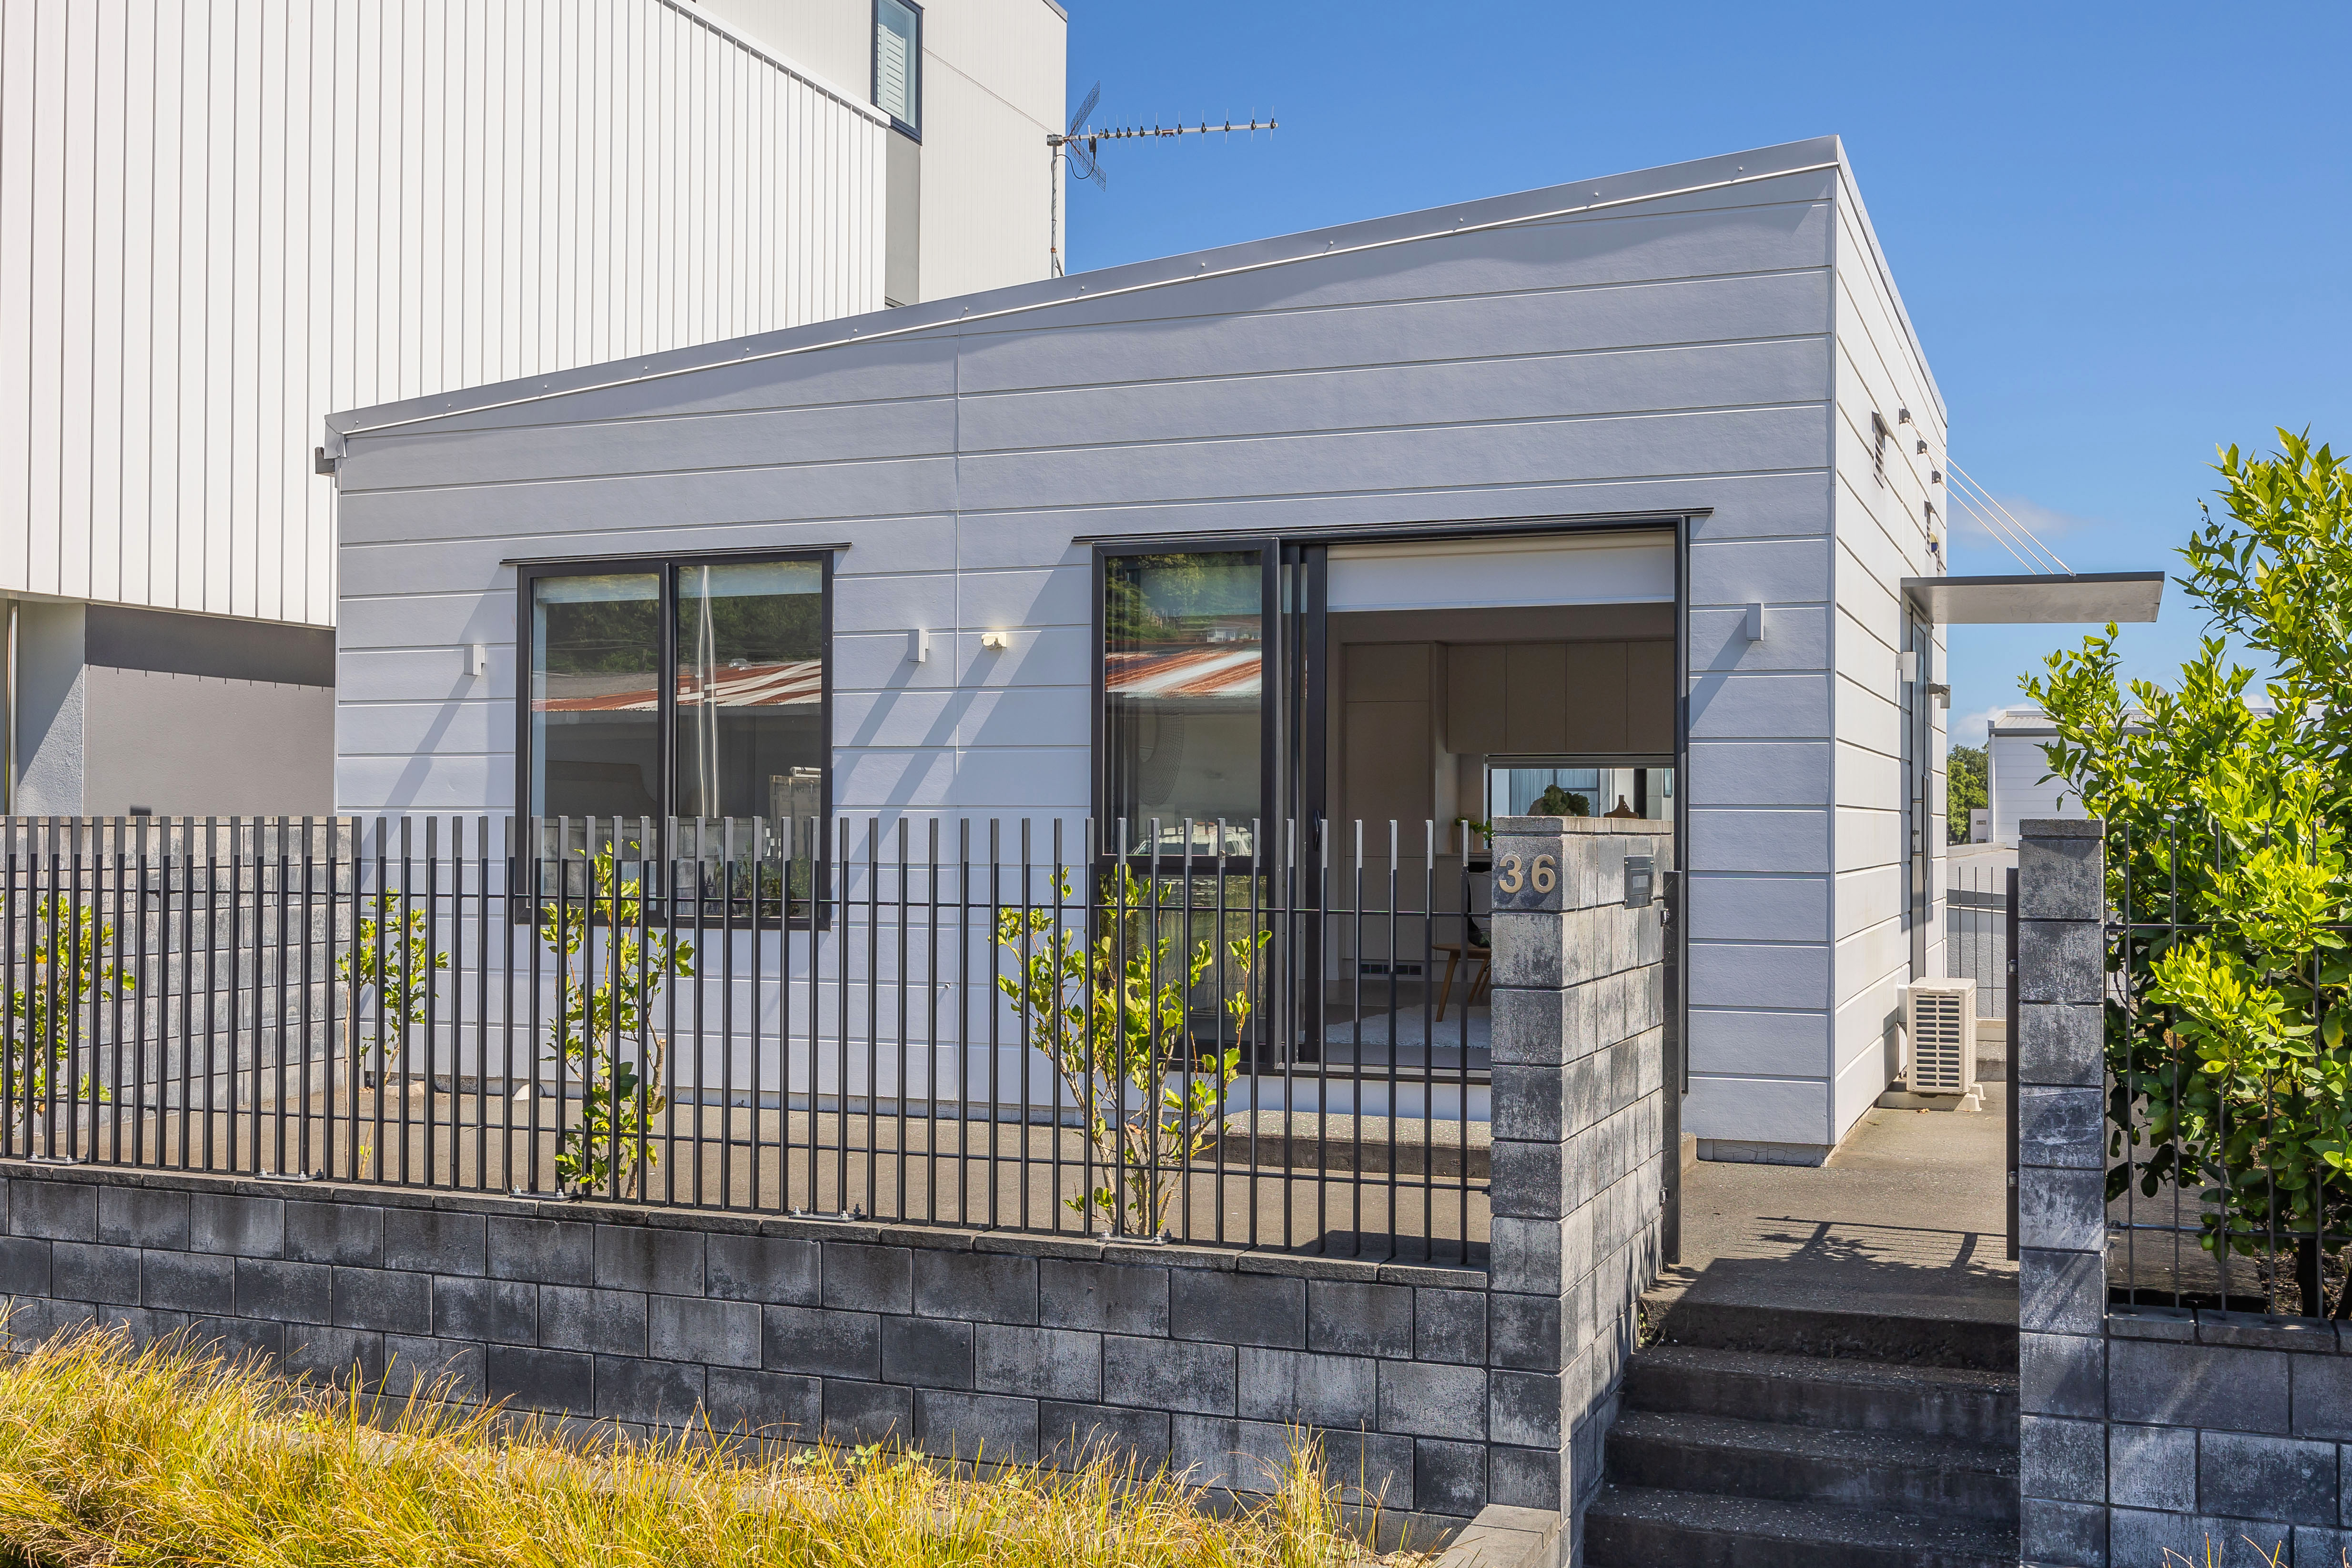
[1047,83,1277,276]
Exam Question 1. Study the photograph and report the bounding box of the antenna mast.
[1048,86,1277,277]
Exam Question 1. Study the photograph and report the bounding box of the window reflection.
[529,573,662,819]
[1486,762,1673,822]
[674,560,826,825]
[1104,552,1263,857]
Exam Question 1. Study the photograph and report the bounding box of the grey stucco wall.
[2015,818,2352,1568]
[9,599,334,815]
[83,667,334,815]
[13,599,85,813]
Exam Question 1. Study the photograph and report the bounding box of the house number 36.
[1494,854,1557,897]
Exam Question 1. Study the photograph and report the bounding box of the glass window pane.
[1486,762,1673,822]
[530,573,662,820]
[874,0,919,130]
[673,559,826,823]
[1104,551,1262,856]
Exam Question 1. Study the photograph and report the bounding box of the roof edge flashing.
[324,139,1845,442]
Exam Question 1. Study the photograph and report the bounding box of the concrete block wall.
[0,818,1675,1558]
[0,1162,1501,1530]
[2015,817,2352,1568]
[1486,814,1671,1566]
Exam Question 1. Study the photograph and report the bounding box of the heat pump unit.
[1905,979,1979,1095]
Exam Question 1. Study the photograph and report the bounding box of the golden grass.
[0,1323,1399,1568]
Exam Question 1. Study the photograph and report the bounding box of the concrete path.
[1654,1059,2017,1325]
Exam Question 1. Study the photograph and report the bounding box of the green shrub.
[2032,430,2352,1314]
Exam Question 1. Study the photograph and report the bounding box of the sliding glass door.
[1097,543,1327,864]
[1101,549,1269,859]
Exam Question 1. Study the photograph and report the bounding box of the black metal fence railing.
[1945,860,2011,1021]
[2104,822,2352,1317]
[0,815,1492,1265]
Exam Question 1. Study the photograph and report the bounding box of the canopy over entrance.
[1902,571,2165,625]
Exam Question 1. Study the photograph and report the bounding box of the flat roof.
[1902,572,2165,625]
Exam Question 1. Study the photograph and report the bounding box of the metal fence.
[1944,859,2011,1021]
[0,815,1493,1265]
[2104,822,2351,1317]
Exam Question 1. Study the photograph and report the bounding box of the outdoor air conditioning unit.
[1905,978,1979,1095]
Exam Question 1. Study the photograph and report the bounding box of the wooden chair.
[1431,941,1492,1023]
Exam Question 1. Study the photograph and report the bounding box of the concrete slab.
[1656,1057,2017,1326]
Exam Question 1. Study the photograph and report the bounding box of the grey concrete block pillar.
[1487,814,1673,1568]
[2016,817,2110,1568]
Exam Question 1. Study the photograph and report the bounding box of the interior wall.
[1329,609,1676,834]
[1325,604,1674,972]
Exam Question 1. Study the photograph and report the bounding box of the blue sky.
[1062,1,2352,745]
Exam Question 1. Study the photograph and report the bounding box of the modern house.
[318,134,2051,1167]
[0,0,1064,817]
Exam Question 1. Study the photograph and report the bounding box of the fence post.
[1486,812,1673,1565]
[2015,817,2111,1568]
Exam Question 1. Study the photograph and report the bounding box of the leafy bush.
[1946,743,1987,842]
[996,867,1267,1236]
[337,894,450,1086]
[1530,785,1590,818]
[2032,430,2352,1314]
[537,844,695,1198]
[2,894,132,1138]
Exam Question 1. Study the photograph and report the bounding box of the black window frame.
[514,548,834,926]
[1091,539,1281,877]
[871,0,922,139]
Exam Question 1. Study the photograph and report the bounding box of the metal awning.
[1901,571,2165,625]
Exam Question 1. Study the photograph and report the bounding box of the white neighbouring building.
[0,0,1065,816]
[1984,707,2084,844]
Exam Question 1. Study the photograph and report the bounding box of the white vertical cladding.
[693,0,1068,303]
[917,0,1066,301]
[0,0,886,630]
[1827,162,1949,1144]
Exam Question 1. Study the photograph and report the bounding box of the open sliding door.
[1274,542,1328,1065]
[1094,540,1328,1064]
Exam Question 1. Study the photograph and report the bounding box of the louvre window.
[873,0,921,135]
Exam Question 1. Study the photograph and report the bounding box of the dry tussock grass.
[0,1322,1402,1568]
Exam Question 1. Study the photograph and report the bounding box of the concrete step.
[1622,1343,2019,1444]
[1602,1409,2018,1522]
[1642,1294,2017,1371]
[1582,1483,2019,1568]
